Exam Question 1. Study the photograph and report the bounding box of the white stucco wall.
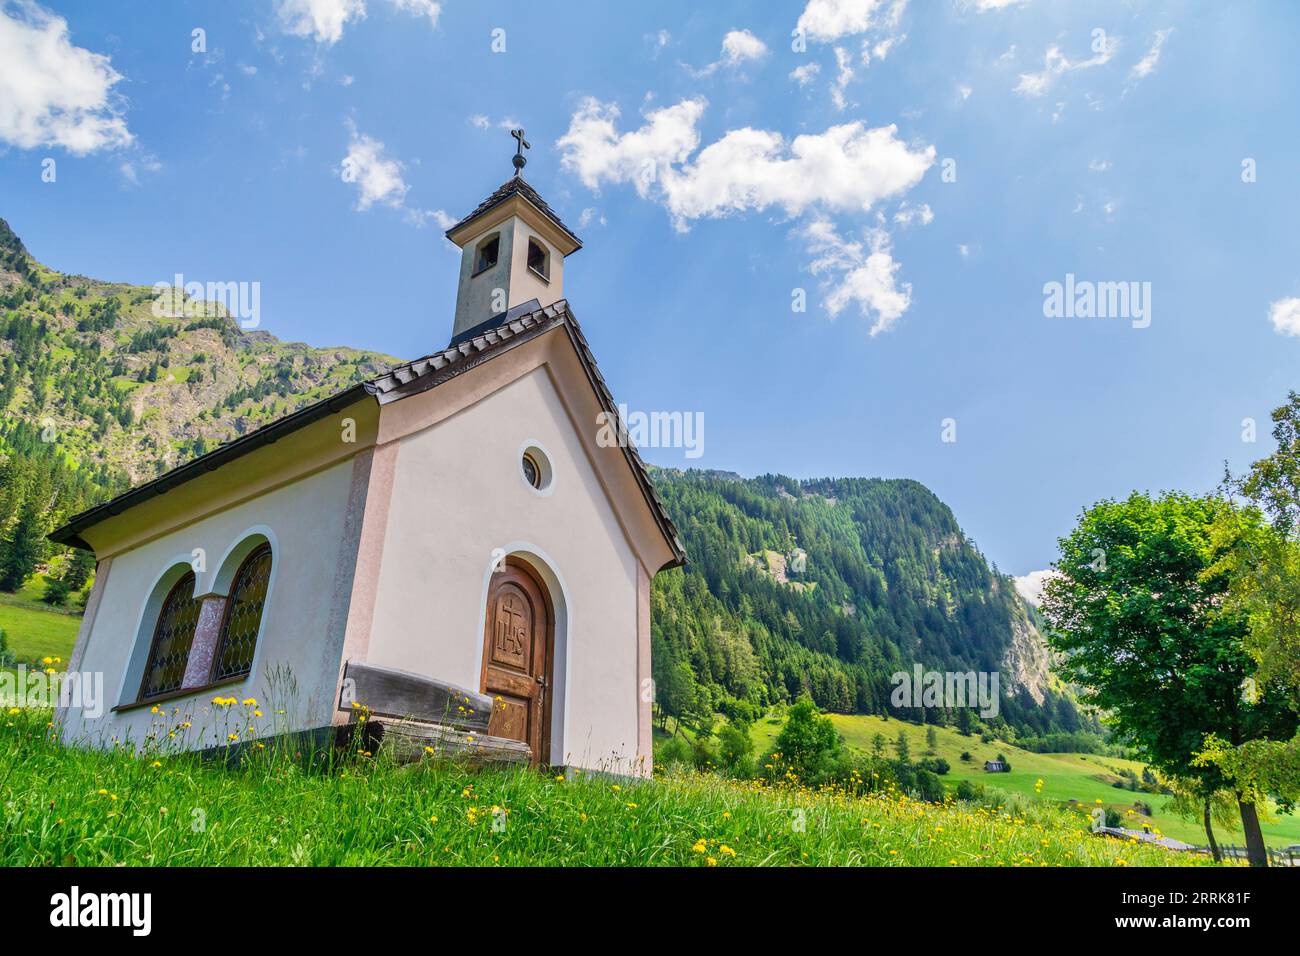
[60,459,357,750]
[367,366,642,773]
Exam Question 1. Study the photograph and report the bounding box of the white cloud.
[893,201,932,227]
[557,97,706,211]
[957,83,973,101]
[577,207,606,228]
[792,2,906,108]
[720,29,768,66]
[865,33,904,63]
[830,46,855,110]
[957,243,971,258]
[0,0,132,153]
[277,0,366,45]
[1013,569,1055,607]
[339,126,450,229]
[118,153,161,187]
[688,28,769,77]
[795,0,903,43]
[970,0,1027,11]
[467,113,522,132]
[1088,158,1111,172]
[1269,297,1300,337]
[560,97,932,334]
[388,0,441,27]
[276,0,439,46]
[1015,36,1119,97]
[1129,28,1172,82]
[407,207,457,230]
[646,30,671,58]
[341,130,407,210]
[789,62,821,87]
[800,218,912,335]
[557,97,934,231]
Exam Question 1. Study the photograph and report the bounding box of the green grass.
[0,602,80,665]
[0,708,1208,867]
[0,574,82,666]
[748,712,1300,849]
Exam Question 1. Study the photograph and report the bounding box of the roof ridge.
[444,176,581,249]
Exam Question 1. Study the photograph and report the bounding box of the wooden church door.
[481,559,552,765]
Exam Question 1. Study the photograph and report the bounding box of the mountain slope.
[651,471,1088,737]
[0,216,396,485]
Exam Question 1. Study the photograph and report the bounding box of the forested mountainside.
[650,471,1092,738]
[0,215,394,592]
[0,216,1080,738]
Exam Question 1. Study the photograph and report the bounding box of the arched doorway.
[480,557,553,765]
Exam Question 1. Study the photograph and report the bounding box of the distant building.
[984,759,1009,773]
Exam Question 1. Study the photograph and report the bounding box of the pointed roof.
[50,301,685,570]
[444,176,582,252]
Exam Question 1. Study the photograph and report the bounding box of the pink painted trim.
[332,440,400,723]
[319,447,373,723]
[181,596,228,688]
[636,561,652,776]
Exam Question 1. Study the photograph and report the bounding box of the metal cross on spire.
[510,128,530,176]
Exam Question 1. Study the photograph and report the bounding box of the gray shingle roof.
[444,176,582,250]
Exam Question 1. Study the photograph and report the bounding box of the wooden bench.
[339,660,531,766]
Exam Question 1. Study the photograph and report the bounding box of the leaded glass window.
[211,544,272,682]
[138,572,201,700]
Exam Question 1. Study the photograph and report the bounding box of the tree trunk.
[1203,799,1221,863]
[1237,797,1269,868]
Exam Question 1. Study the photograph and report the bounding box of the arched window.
[138,571,201,700]
[211,544,273,682]
[473,234,500,275]
[526,238,549,280]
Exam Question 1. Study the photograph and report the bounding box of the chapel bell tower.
[444,128,583,345]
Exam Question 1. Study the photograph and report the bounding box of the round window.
[519,442,554,494]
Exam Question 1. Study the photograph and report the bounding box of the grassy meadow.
[744,712,1300,849]
[0,707,1206,867]
[0,574,82,666]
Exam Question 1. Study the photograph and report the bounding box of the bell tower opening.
[473,234,500,275]
[526,238,549,281]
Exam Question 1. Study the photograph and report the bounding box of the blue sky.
[2,0,1299,579]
